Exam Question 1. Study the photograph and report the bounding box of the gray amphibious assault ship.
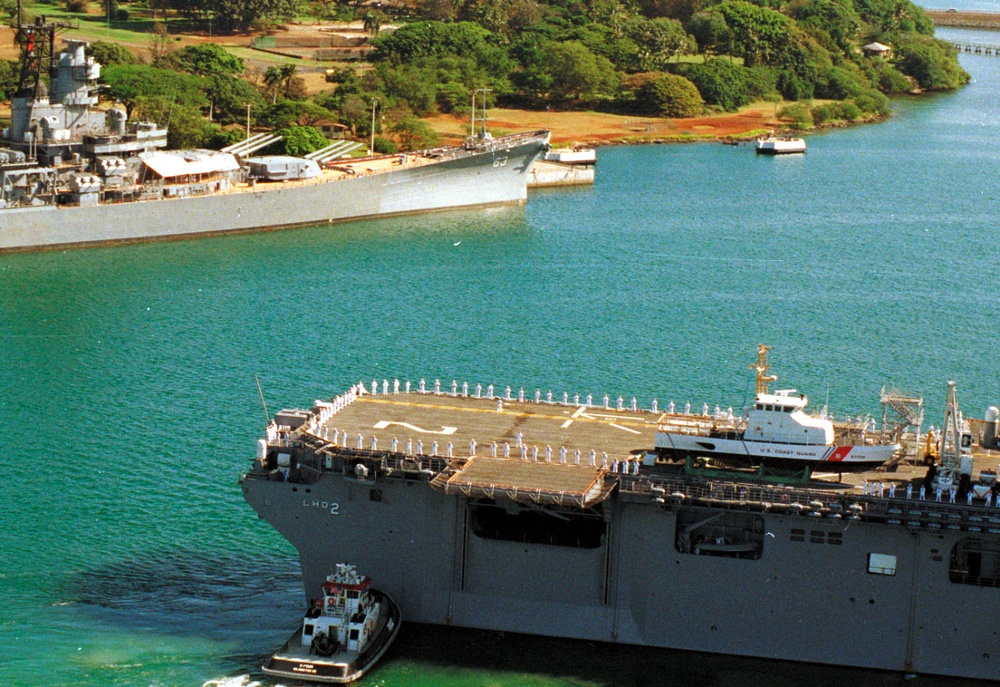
[0,10,549,252]
[243,349,1000,681]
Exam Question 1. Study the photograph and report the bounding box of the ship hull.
[654,433,897,472]
[0,133,548,252]
[243,469,1000,681]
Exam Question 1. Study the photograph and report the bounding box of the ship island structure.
[242,347,1000,682]
[0,12,550,252]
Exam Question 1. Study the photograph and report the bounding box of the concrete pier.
[528,159,595,188]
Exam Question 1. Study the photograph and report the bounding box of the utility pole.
[370,98,378,155]
[245,103,251,140]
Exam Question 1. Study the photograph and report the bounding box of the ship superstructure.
[242,371,1000,681]
[306,564,380,655]
[262,563,401,683]
[654,345,900,472]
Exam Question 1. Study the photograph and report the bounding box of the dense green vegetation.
[351,0,965,133]
[361,0,965,114]
[4,0,967,151]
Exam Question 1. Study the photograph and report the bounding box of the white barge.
[755,135,807,155]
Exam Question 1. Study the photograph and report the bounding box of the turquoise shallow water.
[3,33,1000,687]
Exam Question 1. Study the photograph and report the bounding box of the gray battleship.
[0,12,549,252]
[242,359,1000,682]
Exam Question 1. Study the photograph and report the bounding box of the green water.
[3,37,1000,687]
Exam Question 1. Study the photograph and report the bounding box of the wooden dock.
[950,41,1000,56]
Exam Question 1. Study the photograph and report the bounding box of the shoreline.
[428,105,886,148]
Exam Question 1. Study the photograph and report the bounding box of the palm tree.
[264,66,283,104]
[278,64,297,98]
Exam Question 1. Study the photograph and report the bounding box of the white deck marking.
[562,406,644,434]
[561,405,590,429]
[373,420,457,435]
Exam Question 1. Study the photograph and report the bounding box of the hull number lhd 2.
[303,500,340,515]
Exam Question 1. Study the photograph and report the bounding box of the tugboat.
[262,564,401,684]
[654,344,899,472]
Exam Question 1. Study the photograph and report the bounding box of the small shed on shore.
[862,42,892,57]
[314,119,349,139]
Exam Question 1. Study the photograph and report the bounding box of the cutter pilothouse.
[654,345,900,472]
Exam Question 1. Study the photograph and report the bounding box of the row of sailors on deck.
[351,376,746,418]
[863,479,1000,506]
[317,426,639,473]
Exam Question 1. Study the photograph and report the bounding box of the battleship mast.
[11,0,73,103]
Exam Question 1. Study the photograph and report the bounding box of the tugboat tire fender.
[312,632,337,657]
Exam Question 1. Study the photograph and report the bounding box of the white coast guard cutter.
[654,345,899,472]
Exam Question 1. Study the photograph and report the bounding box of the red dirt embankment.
[925,9,1000,29]
[427,105,781,146]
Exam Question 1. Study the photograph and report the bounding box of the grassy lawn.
[20,6,342,73]
[23,2,250,49]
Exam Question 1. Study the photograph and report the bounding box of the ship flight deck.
[265,380,1000,506]
[307,390,659,462]
[280,387,661,508]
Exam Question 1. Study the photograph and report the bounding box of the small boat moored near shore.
[543,147,597,164]
[262,564,400,684]
[755,135,807,155]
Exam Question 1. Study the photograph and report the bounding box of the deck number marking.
[373,420,457,435]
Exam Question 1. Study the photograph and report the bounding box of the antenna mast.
[475,87,492,137]
[752,344,777,395]
[254,374,270,425]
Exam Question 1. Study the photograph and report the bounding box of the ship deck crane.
[932,381,974,494]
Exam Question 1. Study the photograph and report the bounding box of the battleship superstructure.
[0,12,549,252]
[242,363,1000,681]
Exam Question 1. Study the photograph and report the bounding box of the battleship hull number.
[303,500,340,515]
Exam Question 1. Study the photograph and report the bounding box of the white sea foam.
[202,676,264,687]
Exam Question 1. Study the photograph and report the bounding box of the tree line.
[1,0,970,153]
